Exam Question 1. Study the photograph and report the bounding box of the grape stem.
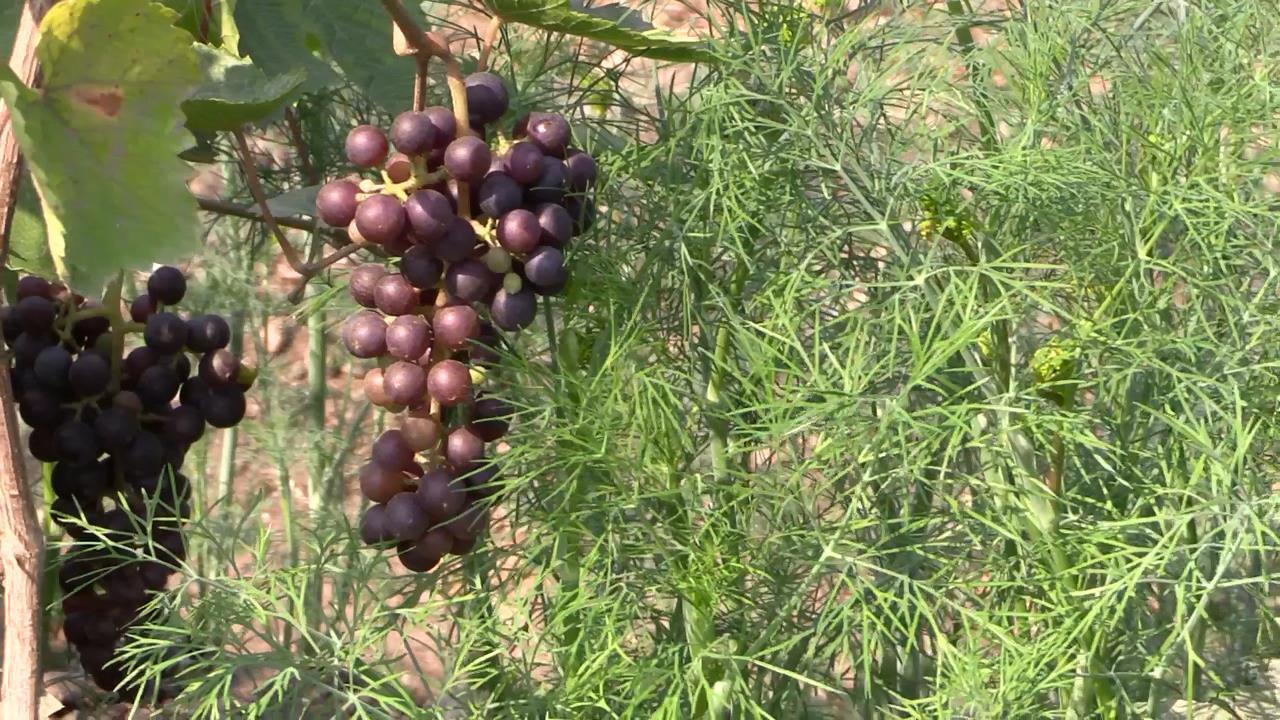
[477,17,503,73]
[413,56,429,112]
[230,128,367,302]
[103,271,126,394]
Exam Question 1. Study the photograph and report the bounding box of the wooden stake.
[0,3,56,718]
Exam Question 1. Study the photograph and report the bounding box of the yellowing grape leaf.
[183,44,305,132]
[0,0,202,292]
[485,0,716,62]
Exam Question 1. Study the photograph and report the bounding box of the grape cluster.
[1,268,252,693]
[317,72,596,572]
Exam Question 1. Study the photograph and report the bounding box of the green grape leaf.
[235,0,428,112]
[7,172,56,280]
[485,0,716,62]
[309,0,427,113]
[183,44,305,131]
[265,184,321,217]
[0,1,21,59]
[234,0,337,95]
[0,0,202,291]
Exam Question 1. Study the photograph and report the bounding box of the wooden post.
[0,3,55,718]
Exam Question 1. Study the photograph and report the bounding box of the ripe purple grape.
[33,345,72,390]
[427,359,472,407]
[465,72,510,126]
[464,463,501,504]
[400,246,444,289]
[386,491,429,542]
[144,312,189,354]
[443,136,492,184]
[470,396,513,441]
[346,125,390,168]
[198,349,241,386]
[165,405,206,445]
[354,194,407,246]
[349,264,387,308]
[383,361,428,407]
[433,305,480,350]
[390,111,437,155]
[15,296,55,334]
[397,538,441,572]
[565,195,597,235]
[129,294,156,323]
[445,426,485,471]
[360,504,394,546]
[356,465,402,507]
[523,112,571,157]
[342,311,388,359]
[147,266,187,306]
[316,180,360,227]
[423,107,457,149]
[371,429,416,474]
[137,365,180,409]
[385,315,432,361]
[374,273,420,316]
[532,203,572,248]
[505,141,544,185]
[566,151,598,191]
[490,287,537,331]
[444,259,495,304]
[403,189,454,243]
[401,413,442,452]
[416,469,468,523]
[186,315,231,353]
[527,157,567,205]
[497,209,541,254]
[477,172,522,220]
[16,275,51,301]
[94,407,139,450]
[430,217,477,263]
[523,246,567,292]
[363,367,400,409]
[204,386,247,428]
[56,421,100,466]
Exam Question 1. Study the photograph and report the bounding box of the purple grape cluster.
[1,268,253,693]
[319,72,594,573]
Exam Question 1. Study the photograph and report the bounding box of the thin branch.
[229,128,367,301]
[377,0,450,58]
[0,3,57,718]
[477,17,503,73]
[413,56,429,112]
[194,195,350,243]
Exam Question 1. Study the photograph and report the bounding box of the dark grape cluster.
[0,268,252,693]
[318,72,595,572]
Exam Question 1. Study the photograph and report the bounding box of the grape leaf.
[308,0,428,113]
[7,171,56,280]
[265,184,321,217]
[235,0,428,113]
[234,0,336,95]
[183,44,306,132]
[0,0,202,291]
[484,0,716,62]
[0,1,21,60]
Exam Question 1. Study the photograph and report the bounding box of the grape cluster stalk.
[0,268,253,694]
[318,71,597,572]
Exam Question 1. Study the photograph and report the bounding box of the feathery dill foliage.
[79,1,1280,717]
